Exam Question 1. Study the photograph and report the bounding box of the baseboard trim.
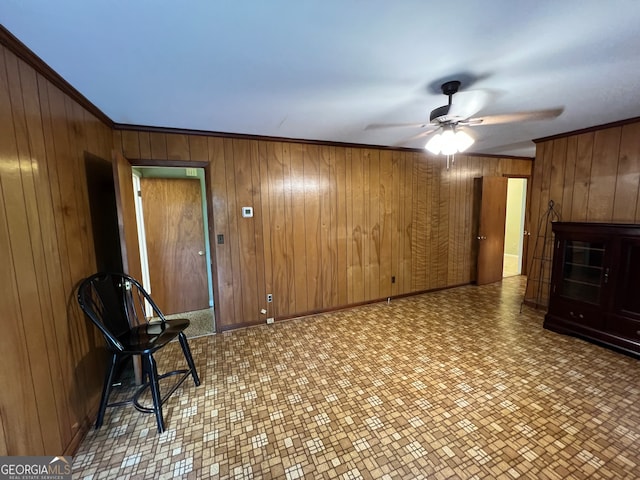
[219,282,471,332]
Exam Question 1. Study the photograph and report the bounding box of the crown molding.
[114,123,532,159]
[534,116,640,143]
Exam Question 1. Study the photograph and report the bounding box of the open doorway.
[503,177,527,277]
[132,166,215,337]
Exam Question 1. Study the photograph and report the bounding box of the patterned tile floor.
[73,277,640,479]
[165,308,216,338]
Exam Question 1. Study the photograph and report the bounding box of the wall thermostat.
[242,206,253,218]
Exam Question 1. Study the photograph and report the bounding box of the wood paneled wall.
[115,130,532,330]
[0,43,112,455]
[525,121,640,305]
[0,29,531,455]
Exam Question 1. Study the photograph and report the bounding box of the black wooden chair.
[77,272,201,433]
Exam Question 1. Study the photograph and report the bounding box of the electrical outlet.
[267,293,273,303]
[266,317,275,324]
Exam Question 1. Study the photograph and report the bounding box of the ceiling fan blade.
[448,89,494,120]
[466,107,563,126]
[365,122,430,130]
[393,127,439,146]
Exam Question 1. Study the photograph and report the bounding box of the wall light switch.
[242,206,253,218]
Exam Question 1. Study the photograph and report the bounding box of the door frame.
[124,157,221,333]
[502,174,532,276]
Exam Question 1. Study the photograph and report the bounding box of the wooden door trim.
[127,159,220,332]
[127,158,209,168]
[502,174,532,276]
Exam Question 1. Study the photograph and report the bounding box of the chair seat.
[116,318,190,354]
[77,272,201,433]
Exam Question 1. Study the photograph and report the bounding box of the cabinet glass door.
[559,240,604,304]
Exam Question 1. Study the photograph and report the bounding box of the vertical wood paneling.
[1,42,113,456]
[587,128,621,220]
[367,149,380,300]
[250,140,266,322]
[613,123,640,222]
[258,142,274,316]
[121,130,140,159]
[223,139,244,324]
[304,145,321,310]
[401,153,413,293]
[528,120,640,306]
[115,128,534,329]
[412,157,427,291]
[571,133,595,221]
[208,137,234,328]
[437,161,449,288]
[189,135,208,161]
[350,148,365,303]
[6,51,66,454]
[379,150,393,298]
[549,138,567,218]
[113,135,532,328]
[389,151,400,296]
[335,147,348,306]
[166,133,190,160]
[290,143,308,312]
[0,47,45,454]
[327,147,339,307]
[281,144,296,314]
[149,132,168,160]
[447,160,459,284]
[138,131,152,158]
[232,139,259,323]
[428,155,439,289]
[319,146,333,308]
[3,33,540,458]
[345,148,354,304]
[362,150,371,300]
[265,142,284,316]
[561,136,578,220]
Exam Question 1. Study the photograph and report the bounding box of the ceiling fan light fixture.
[454,129,474,152]
[440,128,457,155]
[425,127,474,155]
[425,134,443,154]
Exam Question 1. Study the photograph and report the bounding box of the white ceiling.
[3,1,640,157]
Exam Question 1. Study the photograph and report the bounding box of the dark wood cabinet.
[544,222,640,357]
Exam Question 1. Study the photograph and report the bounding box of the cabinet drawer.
[549,298,602,328]
[607,315,640,342]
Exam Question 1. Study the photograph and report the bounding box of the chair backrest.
[77,272,165,351]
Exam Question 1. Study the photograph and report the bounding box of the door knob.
[198,250,205,256]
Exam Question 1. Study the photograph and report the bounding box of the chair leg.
[178,332,201,386]
[96,353,119,428]
[145,353,165,433]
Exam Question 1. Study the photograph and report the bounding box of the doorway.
[503,178,527,277]
[132,166,215,336]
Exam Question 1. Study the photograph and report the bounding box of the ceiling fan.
[366,80,563,159]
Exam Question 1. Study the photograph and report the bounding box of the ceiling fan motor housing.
[430,80,462,124]
[430,105,452,123]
